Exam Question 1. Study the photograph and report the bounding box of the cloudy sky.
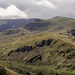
[0,0,75,19]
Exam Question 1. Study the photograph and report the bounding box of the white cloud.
[0,4,28,19]
[0,0,75,19]
[33,0,56,9]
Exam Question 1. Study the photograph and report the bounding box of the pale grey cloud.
[0,0,75,19]
[33,0,56,9]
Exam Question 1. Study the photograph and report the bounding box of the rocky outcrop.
[8,39,53,56]
[8,46,33,56]
[36,39,53,47]
[67,29,75,37]
[8,50,14,56]
[27,55,42,63]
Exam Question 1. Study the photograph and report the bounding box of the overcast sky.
[0,0,75,19]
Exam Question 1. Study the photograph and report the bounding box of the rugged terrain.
[0,18,36,32]
[0,16,75,75]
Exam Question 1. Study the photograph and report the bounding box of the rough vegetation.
[0,65,22,75]
[0,16,75,75]
[23,17,75,34]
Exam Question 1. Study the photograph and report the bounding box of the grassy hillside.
[0,64,22,75]
[23,16,75,35]
[0,28,31,46]
[0,31,75,75]
[0,16,75,75]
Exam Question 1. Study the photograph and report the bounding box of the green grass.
[0,32,74,57]
[0,17,75,75]
[0,60,75,75]
[23,16,75,34]
[0,32,75,75]
[0,64,22,75]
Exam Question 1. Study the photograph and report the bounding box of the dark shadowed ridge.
[22,16,75,36]
[0,18,37,32]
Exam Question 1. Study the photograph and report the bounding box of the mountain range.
[0,16,75,75]
[0,18,36,32]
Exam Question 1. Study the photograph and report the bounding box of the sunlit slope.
[0,32,75,75]
[0,16,75,75]
[0,32,75,68]
[0,27,31,46]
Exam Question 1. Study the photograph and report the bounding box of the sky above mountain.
[0,0,75,19]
